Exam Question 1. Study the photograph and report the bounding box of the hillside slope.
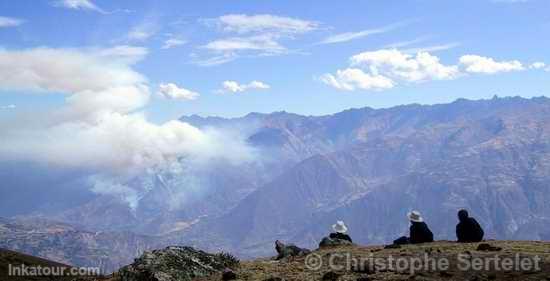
[196,241,550,281]
[0,217,158,273]
[0,248,104,281]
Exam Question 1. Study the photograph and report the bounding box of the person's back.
[329,232,353,243]
[456,209,484,242]
[409,221,434,244]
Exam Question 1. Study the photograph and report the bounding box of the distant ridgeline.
[1,96,550,273]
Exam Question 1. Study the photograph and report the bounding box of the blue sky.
[1,0,550,122]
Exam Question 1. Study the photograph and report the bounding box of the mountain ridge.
[2,96,550,272]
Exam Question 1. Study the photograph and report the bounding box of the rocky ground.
[3,240,549,281]
[195,240,550,281]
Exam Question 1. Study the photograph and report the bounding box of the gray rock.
[119,246,238,281]
[319,237,353,248]
[275,240,311,260]
[476,243,502,252]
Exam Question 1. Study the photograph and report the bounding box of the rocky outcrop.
[274,240,310,260]
[319,237,353,248]
[119,246,238,281]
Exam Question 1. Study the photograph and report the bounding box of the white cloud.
[320,68,395,91]
[213,14,318,34]
[0,46,256,209]
[202,35,286,53]
[220,80,270,93]
[162,38,187,49]
[0,16,24,27]
[320,21,408,44]
[158,83,199,100]
[198,14,316,66]
[530,62,546,69]
[459,55,524,74]
[322,49,539,92]
[400,42,460,54]
[0,46,146,95]
[351,49,460,82]
[0,104,16,109]
[54,0,105,13]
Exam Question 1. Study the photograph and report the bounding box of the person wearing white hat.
[407,210,434,244]
[329,220,353,243]
[332,221,348,233]
[408,210,424,223]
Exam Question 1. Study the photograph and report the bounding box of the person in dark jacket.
[408,211,434,244]
[456,209,484,242]
[319,221,353,247]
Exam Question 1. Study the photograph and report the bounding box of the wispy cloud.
[162,38,187,49]
[190,53,237,67]
[319,21,411,44]
[384,37,430,49]
[202,34,286,54]
[196,14,317,66]
[126,19,159,42]
[53,0,105,13]
[0,16,24,27]
[401,42,460,54]
[210,14,319,35]
[0,104,16,110]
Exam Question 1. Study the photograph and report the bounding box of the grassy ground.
[197,240,550,281]
[5,241,549,281]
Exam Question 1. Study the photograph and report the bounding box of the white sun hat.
[332,220,348,233]
[407,210,424,223]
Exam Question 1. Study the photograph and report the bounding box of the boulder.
[275,240,311,260]
[319,237,353,248]
[476,243,502,252]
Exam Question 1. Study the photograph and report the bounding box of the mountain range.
[1,96,550,271]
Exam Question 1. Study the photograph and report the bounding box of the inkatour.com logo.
[8,264,101,277]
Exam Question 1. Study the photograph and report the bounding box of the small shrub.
[218,252,240,268]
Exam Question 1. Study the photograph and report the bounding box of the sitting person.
[456,209,484,242]
[319,220,353,247]
[330,221,353,242]
[409,210,434,244]
[274,240,310,260]
[393,211,434,245]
